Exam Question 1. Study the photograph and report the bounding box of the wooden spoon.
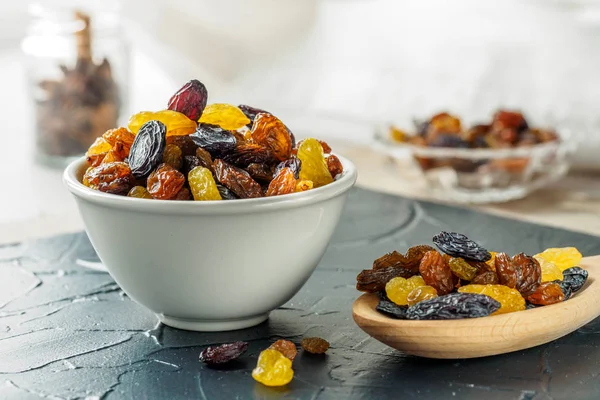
[352,255,600,359]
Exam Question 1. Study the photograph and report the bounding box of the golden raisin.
[198,103,250,130]
[295,180,313,192]
[188,166,222,201]
[162,144,183,170]
[407,285,438,306]
[297,138,333,188]
[534,256,563,282]
[385,276,426,306]
[534,247,582,272]
[102,127,135,153]
[128,110,197,137]
[448,257,478,281]
[127,186,152,199]
[458,284,526,315]
[252,349,293,387]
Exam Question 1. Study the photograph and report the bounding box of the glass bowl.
[373,126,576,204]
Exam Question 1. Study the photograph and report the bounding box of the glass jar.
[21,2,130,168]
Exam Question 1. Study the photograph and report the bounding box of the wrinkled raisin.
[199,341,248,365]
[448,257,478,281]
[167,79,208,121]
[214,159,263,199]
[190,123,237,157]
[356,266,415,293]
[419,250,455,295]
[534,256,563,282]
[297,138,333,187]
[301,337,329,354]
[188,167,222,201]
[269,340,297,361]
[266,167,296,197]
[102,127,135,155]
[217,184,238,200]
[326,154,343,178]
[535,247,582,272]
[252,349,294,387]
[459,284,525,314]
[173,186,192,200]
[128,120,167,178]
[433,232,491,262]
[250,113,293,162]
[274,158,301,180]
[199,103,250,130]
[223,143,274,167]
[385,276,426,306]
[373,245,435,272]
[407,285,438,306]
[127,186,152,199]
[246,163,275,183]
[295,139,331,154]
[376,299,408,319]
[166,135,198,156]
[147,163,186,200]
[406,293,500,320]
[562,267,588,293]
[495,252,518,288]
[471,270,499,285]
[526,282,564,305]
[162,143,183,170]
[128,110,196,137]
[238,104,268,124]
[553,279,572,300]
[511,253,541,297]
[195,147,214,173]
[183,155,201,175]
[83,162,134,195]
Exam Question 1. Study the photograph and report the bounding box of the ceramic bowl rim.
[63,155,358,215]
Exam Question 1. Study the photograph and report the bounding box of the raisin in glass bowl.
[373,124,576,204]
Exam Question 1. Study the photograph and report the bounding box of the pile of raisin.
[389,111,560,173]
[356,231,586,320]
[82,79,343,200]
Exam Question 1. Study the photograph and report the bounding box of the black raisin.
[128,120,167,178]
[433,232,491,262]
[406,293,500,320]
[217,184,238,200]
[199,341,248,365]
[562,267,588,293]
[376,299,408,319]
[274,157,301,179]
[190,123,237,157]
[553,279,573,300]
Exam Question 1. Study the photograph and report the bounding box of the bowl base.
[157,313,270,332]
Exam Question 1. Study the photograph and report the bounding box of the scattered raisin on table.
[406,293,500,320]
[199,341,248,365]
[301,337,330,354]
[433,232,491,262]
[419,250,455,295]
[252,349,294,387]
[269,339,297,361]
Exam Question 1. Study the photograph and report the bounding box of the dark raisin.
[428,133,469,148]
[223,143,274,167]
[511,253,541,297]
[553,280,573,300]
[183,155,201,175]
[246,163,275,183]
[213,159,263,199]
[376,299,408,319]
[238,104,268,124]
[274,157,302,180]
[199,341,248,365]
[374,245,435,272]
[190,123,237,157]
[406,293,501,320]
[128,120,167,178]
[356,266,416,293]
[217,184,238,200]
[562,267,588,293]
[167,79,208,121]
[433,231,491,262]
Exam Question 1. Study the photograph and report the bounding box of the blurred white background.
[0,0,599,242]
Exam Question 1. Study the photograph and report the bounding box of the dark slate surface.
[1,188,600,400]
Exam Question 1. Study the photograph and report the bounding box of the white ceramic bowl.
[64,156,357,331]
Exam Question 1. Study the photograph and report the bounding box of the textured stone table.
[1,188,599,400]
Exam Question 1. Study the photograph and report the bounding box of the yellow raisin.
[407,285,438,306]
[252,349,293,387]
[534,247,582,272]
[390,126,407,142]
[295,180,314,192]
[198,103,250,130]
[385,275,426,306]
[127,186,153,199]
[448,257,478,280]
[297,138,334,188]
[128,110,197,137]
[534,256,563,282]
[458,284,525,315]
[487,251,498,269]
[188,167,222,201]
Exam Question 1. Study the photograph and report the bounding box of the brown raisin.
[268,339,297,361]
[266,167,296,196]
[512,253,542,297]
[166,135,198,156]
[250,113,292,162]
[526,282,565,306]
[82,162,134,195]
[419,250,455,295]
[356,266,415,293]
[162,144,183,170]
[373,245,435,273]
[471,270,499,285]
[195,147,214,173]
[147,163,186,200]
[246,163,275,183]
[495,252,517,288]
[301,337,329,354]
[223,143,274,167]
[326,154,343,178]
[214,159,263,198]
[199,341,248,365]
